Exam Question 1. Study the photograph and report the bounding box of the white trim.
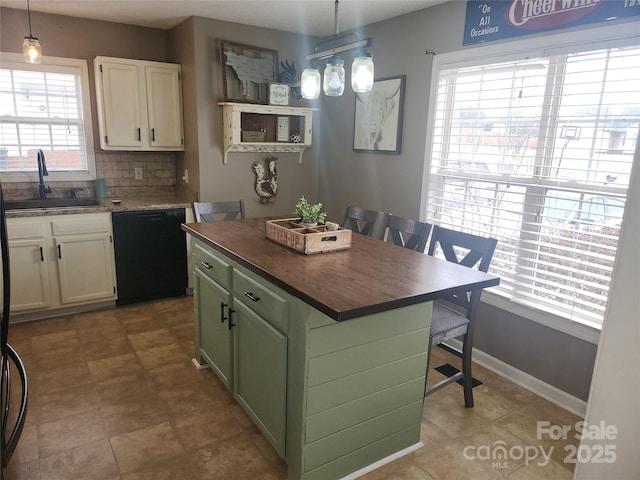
[447,339,587,417]
[340,442,424,480]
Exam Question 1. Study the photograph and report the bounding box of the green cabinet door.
[195,268,233,388]
[233,300,287,457]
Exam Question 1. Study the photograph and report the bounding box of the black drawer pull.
[39,246,44,262]
[57,244,62,259]
[228,308,236,330]
[220,302,228,323]
[244,292,260,302]
[200,261,212,270]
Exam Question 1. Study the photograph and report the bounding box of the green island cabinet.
[185,219,499,479]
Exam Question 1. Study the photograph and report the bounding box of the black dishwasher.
[112,209,188,305]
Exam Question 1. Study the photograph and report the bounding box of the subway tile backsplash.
[2,151,177,200]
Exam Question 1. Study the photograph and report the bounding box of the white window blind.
[427,45,640,329]
[0,55,94,179]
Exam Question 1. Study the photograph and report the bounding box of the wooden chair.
[342,206,388,240]
[193,200,245,222]
[425,225,497,407]
[386,215,432,252]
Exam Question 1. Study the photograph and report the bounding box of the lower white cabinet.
[3,213,117,315]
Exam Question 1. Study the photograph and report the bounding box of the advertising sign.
[464,0,640,46]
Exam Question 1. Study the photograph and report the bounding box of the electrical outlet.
[182,169,189,184]
[134,167,143,180]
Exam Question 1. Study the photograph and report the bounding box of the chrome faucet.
[37,149,51,199]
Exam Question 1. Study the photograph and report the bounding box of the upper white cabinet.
[218,102,316,164]
[94,56,184,151]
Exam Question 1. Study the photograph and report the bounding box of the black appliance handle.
[1,344,29,468]
[0,184,11,356]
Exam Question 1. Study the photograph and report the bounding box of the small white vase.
[299,221,318,227]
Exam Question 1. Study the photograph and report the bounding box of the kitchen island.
[183,218,499,480]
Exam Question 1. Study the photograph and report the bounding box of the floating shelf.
[218,102,317,164]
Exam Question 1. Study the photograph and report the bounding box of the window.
[425,28,639,332]
[0,53,95,181]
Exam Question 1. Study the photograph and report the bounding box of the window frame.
[0,52,96,182]
[421,21,640,344]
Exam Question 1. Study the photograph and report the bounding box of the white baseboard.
[340,442,424,480]
[191,358,210,370]
[446,339,587,417]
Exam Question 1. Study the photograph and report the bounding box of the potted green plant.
[294,196,327,227]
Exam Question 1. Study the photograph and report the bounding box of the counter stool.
[194,200,245,222]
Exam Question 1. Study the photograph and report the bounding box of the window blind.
[427,46,640,329]
[0,63,88,173]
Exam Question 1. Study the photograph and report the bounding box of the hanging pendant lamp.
[23,0,42,64]
[303,0,374,99]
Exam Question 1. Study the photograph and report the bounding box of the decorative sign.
[269,83,290,106]
[463,0,640,46]
[277,116,290,142]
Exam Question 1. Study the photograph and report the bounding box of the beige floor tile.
[170,404,244,450]
[119,456,201,480]
[135,342,191,370]
[109,421,185,474]
[360,459,437,480]
[191,432,284,480]
[33,383,100,423]
[4,457,41,480]
[81,335,135,362]
[87,352,144,383]
[158,381,226,416]
[74,308,121,330]
[101,392,171,437]
[37,410,108,458]
[33,362,92,395]
[145,358,209,390]
[127,327,177,351]
[38,438,119,480]
[29,316,75,337]
[95,371,155,404]
[34,343,85,371]
[31,330,80,355]
[507,458,574,480]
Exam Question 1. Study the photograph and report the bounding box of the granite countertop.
[5,194,193,218]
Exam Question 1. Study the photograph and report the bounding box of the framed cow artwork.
[353,75,406,154]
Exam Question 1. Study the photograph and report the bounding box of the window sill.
[481,291,601,345]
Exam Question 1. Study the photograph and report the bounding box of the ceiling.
[2,0,446,37]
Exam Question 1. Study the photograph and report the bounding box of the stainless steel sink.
[4,198,102,210]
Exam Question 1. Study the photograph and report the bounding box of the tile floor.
[3,296,582,480]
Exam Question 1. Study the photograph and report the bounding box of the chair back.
[386,215,432,252]
[342,206,388,240]
[427,225,497,311]
[194,200,245,222]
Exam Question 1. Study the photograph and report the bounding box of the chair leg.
[424,336,434,396]
[461,333,474,408]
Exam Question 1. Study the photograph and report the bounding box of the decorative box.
[265,218,352,254]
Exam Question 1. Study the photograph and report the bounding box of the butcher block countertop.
[183,218,500,321]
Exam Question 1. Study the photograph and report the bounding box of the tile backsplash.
[2,151,177,200]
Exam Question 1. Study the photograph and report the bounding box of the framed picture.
[219,40,278,104]
[353,75,406,153]
[269,83,290,106]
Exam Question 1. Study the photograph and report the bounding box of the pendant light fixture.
[23,0,42,64]
[302,0,374,99]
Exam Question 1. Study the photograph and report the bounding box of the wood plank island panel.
[182,218,500,321]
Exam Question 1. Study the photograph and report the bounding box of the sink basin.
[4,198,102,210]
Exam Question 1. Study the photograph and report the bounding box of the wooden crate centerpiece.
[265,218,352,254]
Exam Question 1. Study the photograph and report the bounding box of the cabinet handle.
[137,128,141,141]
[39,246,44,262]
[151,128,155,142]
[220,302,228,324]
[200,261,212,270]
[57,244,62,259]
[228,308,236,330]
[244,292,260,302]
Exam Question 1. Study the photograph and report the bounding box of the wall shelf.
[218,102,317,164]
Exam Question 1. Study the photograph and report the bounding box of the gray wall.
[169,16,321,219]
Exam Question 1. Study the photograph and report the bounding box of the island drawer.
[193,240,231,288]
[232,268,288,333]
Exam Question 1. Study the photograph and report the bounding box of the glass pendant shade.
[323,57,345,97]
[300,68,321,99]
[351,56,374,93]
[23,36,41,64]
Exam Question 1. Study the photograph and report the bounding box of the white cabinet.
[51,215,117,305]
[1,221,51,312]
[3,213,117,316]
[94,56,184,151]
[218,102,316,164]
